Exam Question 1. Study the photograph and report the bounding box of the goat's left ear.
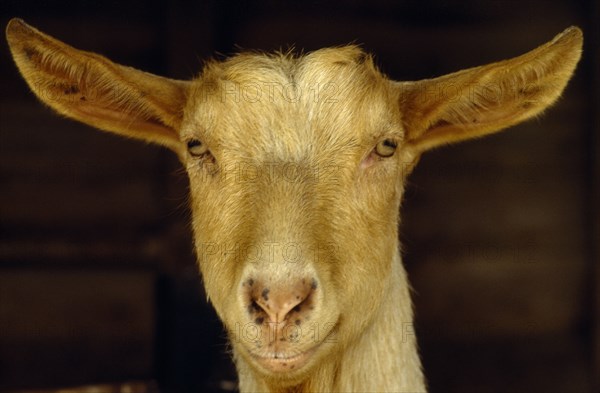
[397,27,583,153]
[6,18,190,157]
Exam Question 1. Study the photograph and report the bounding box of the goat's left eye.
[187,139,210,157]
[375,139,397,157]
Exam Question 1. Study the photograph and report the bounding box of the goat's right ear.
[6,18,190,156]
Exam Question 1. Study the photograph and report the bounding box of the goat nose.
[244,278,318,324]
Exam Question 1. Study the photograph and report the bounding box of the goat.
[6,18,582,392]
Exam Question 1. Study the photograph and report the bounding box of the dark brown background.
[0,1,598,392]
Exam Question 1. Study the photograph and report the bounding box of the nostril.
[244,277,318,324]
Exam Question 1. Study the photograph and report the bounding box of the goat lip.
[249,346,318,373]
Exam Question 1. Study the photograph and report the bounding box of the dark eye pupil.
[383,139,397,148]
[187,139,202,149]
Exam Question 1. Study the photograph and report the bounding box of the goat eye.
[187,139,209,157]
[375,139,397,158]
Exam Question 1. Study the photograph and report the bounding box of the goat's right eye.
[374,139,397,158]
[187,139,209,157]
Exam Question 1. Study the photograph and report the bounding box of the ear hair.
[396,26,583,153]
[6,18,190,156]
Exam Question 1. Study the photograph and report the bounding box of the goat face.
[182,48,407,381]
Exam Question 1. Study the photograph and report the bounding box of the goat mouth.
[249,345,319,373]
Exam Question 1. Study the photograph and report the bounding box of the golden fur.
[6,18,582,392]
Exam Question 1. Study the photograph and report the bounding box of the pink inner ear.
[413,92,536,143]
[72,103,180,144]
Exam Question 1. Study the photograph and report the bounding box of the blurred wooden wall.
[0,1,597,392]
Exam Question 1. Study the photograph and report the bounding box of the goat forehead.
[184,47,396,161]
